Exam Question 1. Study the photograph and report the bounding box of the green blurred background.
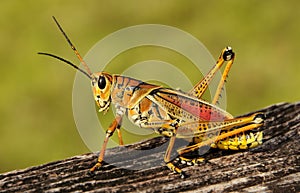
[0,1,299,173]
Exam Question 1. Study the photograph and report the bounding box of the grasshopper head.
[38,17,114,113]
[91,72,113,112]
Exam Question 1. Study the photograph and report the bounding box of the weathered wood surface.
[0,102,299,192]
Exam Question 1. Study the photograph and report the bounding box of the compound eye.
[98,76,106,89]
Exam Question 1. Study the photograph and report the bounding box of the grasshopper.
[39,17,265,178]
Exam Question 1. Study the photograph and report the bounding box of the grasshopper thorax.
[91,72,113,112]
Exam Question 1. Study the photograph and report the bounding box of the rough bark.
[0,102,299,193]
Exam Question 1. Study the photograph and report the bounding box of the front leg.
[90,115,123,173]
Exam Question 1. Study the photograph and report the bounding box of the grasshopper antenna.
[38,52,92,79]
[51,16,94,78]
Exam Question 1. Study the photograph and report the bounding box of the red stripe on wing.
[155,89,231,121]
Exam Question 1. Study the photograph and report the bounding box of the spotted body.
[40,17,265,178]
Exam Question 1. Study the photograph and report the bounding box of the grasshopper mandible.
[39,17,265,178]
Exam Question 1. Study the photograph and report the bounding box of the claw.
[87,170,95,176]
[180,171,189,179]
[89,161,103,173]
[253,113,265,124]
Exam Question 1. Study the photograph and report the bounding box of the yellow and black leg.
[189,47,235,103]
[164,134,188,178]
[89,115,123,173]
[177,113,265,155]
[176,156,205,166]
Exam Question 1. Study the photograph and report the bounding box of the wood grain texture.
[0,102,299,192]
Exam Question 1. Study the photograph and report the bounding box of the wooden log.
[0,102,299,192]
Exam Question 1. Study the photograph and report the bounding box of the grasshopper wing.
[147,88,233,122]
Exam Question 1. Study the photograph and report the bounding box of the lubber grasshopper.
[39,17,265,178]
